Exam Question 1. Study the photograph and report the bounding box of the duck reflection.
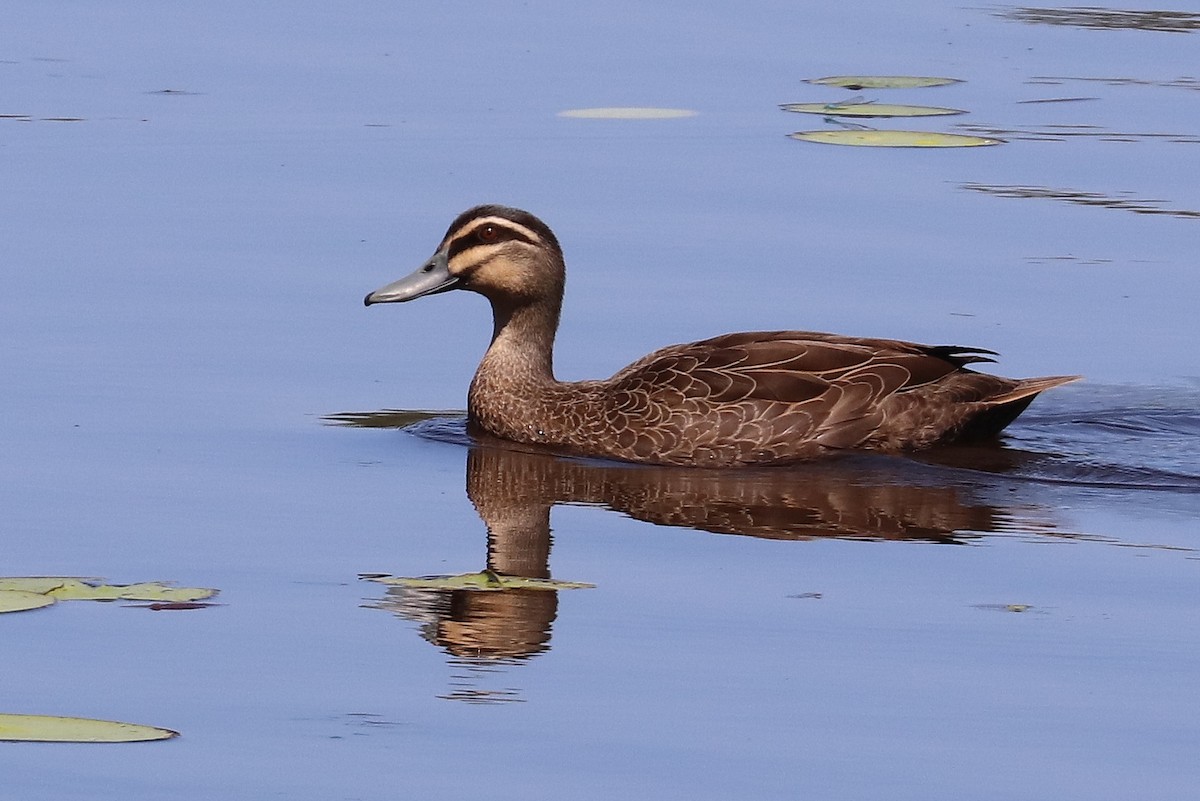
[351,414,1065,693]
[461,436,1024,544]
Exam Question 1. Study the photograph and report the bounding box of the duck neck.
[480,295,561,384]
[467,295,565,443]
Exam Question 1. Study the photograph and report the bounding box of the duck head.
[364,205,564,308]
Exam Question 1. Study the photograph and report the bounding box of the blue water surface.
[2,2,1198,800]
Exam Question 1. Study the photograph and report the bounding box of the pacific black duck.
[365,205,1079,467]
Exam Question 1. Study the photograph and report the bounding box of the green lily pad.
[806,75,963,89]
[0,577,102,594]
[46,580,218,602]
[788,129,1003,147]
[365,571,594,591]
[0,590,57,614]
[781,102,965,118]
[0,713,178,743]
[0,577,219,604]
[557,107,697,119]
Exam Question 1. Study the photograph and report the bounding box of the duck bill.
[364,252,459,306]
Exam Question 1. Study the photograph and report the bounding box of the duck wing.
[606,331,1015,459]
[614,330,990,400]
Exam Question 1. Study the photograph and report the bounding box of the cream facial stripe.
[445,217,545,261]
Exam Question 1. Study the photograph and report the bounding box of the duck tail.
[955,374,1081,442]
[989,374,1083,406]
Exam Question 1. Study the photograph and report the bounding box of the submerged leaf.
[781,102,965,118]
[0,713,178,743]
[806,75,962,89]
[788,129,1003,147]
[365,571,594,591]
[557,107,697,119]
[0,590,57,614]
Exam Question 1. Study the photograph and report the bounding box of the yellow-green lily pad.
[788,129,1003,147]
[0,577,102,594]
[0,713,178,743]
[781,102,965,118]
[364,571,594,591]
[806,75,963,89]
[45,580,218,602]
[557,107,697,119]
[0,590,57,614]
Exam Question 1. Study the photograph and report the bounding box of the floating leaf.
[0,713,178,743]
[781,102,965,118]
[0,577,102,594]
[557,107,697,119]
[806,76,962,90]
[46,581,218,602]
[788,129,1003,147]
[0,590,57,614]
[365,571,594,591]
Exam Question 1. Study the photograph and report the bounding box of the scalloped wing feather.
[598,331,1055,462]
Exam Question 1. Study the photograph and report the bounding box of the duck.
[364,205,1080,467]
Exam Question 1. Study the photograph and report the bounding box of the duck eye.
[477,224,499,243]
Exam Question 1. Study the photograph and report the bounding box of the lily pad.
[46,580,218,603]
[806,75,962,90]
[0,577,102,594]
[365,571,594,591]
[788,129,1003,147]
[0,577,219,605]
[0,713,178,743]
[0,590,57,614]
[781,102,966,118]
[557,107,697,119]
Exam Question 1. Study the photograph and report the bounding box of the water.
[3,2,1198,799]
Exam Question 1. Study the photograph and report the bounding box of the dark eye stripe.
[446,219,542,260]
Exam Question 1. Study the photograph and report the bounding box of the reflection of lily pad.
[0,590,57,614]
[789,130,1003,147]
[806,76,962,90]
[781,102,965,118]
[557,107,697,119]
[0,713,178,743]
[365,571,594,591]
